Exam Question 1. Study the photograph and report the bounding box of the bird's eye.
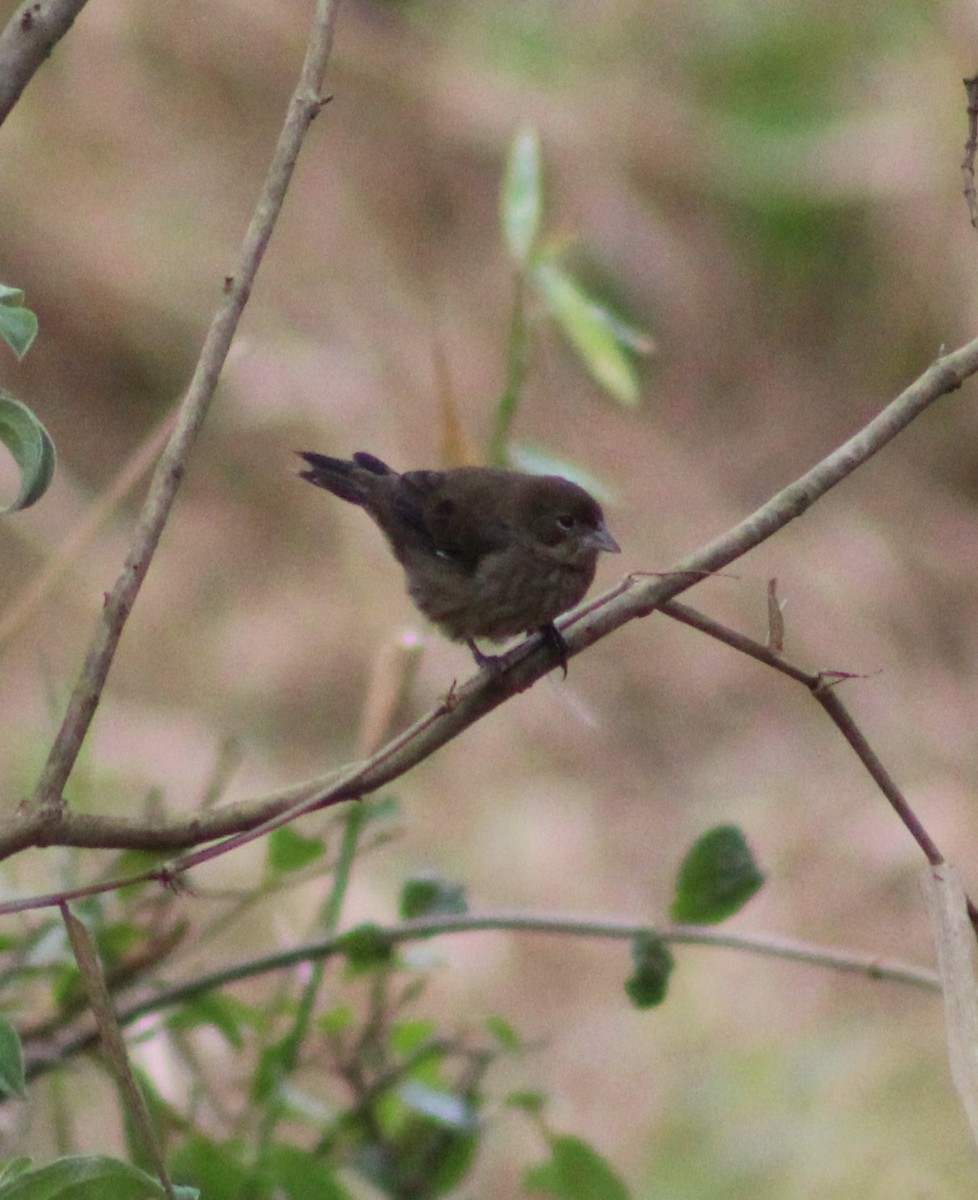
[555,514,576,532]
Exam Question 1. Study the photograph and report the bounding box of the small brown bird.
[297,450,620,672]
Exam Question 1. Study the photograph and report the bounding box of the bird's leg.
[466,639,503,673]
[537,622,569,678]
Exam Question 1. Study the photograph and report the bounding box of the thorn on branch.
[156,867,192,896]
[811,669,872,694]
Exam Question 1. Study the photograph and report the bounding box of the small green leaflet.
[624,931,674,1009]
[0,285,38,360]
[0,1013,26,1099]
[0,393,56,512]
[670,824,765,925]
[501,126,543,267]
[399,872,468,919]
[525,1133,632,1200]
[533,260,644,406]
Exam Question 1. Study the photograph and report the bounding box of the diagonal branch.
[25,0,341,815]
[160,338,978,865]
[1,337,976,884]
[661,599,978,931]
[0,0,88,128]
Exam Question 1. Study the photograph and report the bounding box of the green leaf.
[0,1013,26,1100]
[51,963,83,1011]
[166,994,254,1048]
[372,1123,477,1199]
[318,1003,355,1035]
[252,1036,292,1105]
[399,873,468,920]
[624,931,674,1010]
[0,394,56,512]
[589,308,656,357]
[425,1129,478,1198]
[501,126,543,267]
[339,922,394,970]
[119,1069,171,1177]
[485,1015,523,1051]
[670,824,765,924]
[533,261,642,406]
[0,1154,196,1199]
[506,1089,547,1114]
[261,1143,353,1200]
[266,826,326,874]
[0,1158,33,1186]
[0,285,38,360]
[94,921,142,967]
[167,1135,246,1200]
[389,1018,437,1057]
[525,1134,631,1200]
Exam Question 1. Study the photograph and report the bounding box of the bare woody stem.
[27,0,341,813]
[660,600,978,933]
[963,74,978,230]
[1,337,976,901]
[21,911,939,1082]
[157,338,978,864]
[0,0,89,128]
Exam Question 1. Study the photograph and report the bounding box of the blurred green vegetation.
[2,0,978,1194]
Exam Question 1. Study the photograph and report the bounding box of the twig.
[0,0,89,127]
[61,903,178,1198]
[25,0,340,816]
[22,910,939,1082]
[2,338,977,883]
[661,599,972,922]
[963,75,978,229]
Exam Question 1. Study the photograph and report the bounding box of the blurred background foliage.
[3,0,978,1193]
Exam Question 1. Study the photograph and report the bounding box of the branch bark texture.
[24,0,340,813]
[0,0,88,127]
[2,335,976,874]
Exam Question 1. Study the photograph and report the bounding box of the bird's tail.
[296,450,394,505]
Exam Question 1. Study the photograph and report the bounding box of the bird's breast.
[405,543,596,642]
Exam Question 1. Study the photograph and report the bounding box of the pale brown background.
[3,0,978,1193]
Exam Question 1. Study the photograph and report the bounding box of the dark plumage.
[297,450,620,672]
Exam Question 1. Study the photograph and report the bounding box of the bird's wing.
[395,472,510,573]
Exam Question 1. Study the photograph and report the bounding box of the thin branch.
[814,686,946,869]
[663,594,948,847]
[963,75,978,230]
[659,598,978,929]
[2,337,977,879]
[21,909,939,1082]
[0,0,88,128]
[25,0,340,815]
[61,903,178,1198]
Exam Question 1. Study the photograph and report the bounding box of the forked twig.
[662,598,978,934]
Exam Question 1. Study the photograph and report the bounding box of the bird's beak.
[591,522,621,554]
